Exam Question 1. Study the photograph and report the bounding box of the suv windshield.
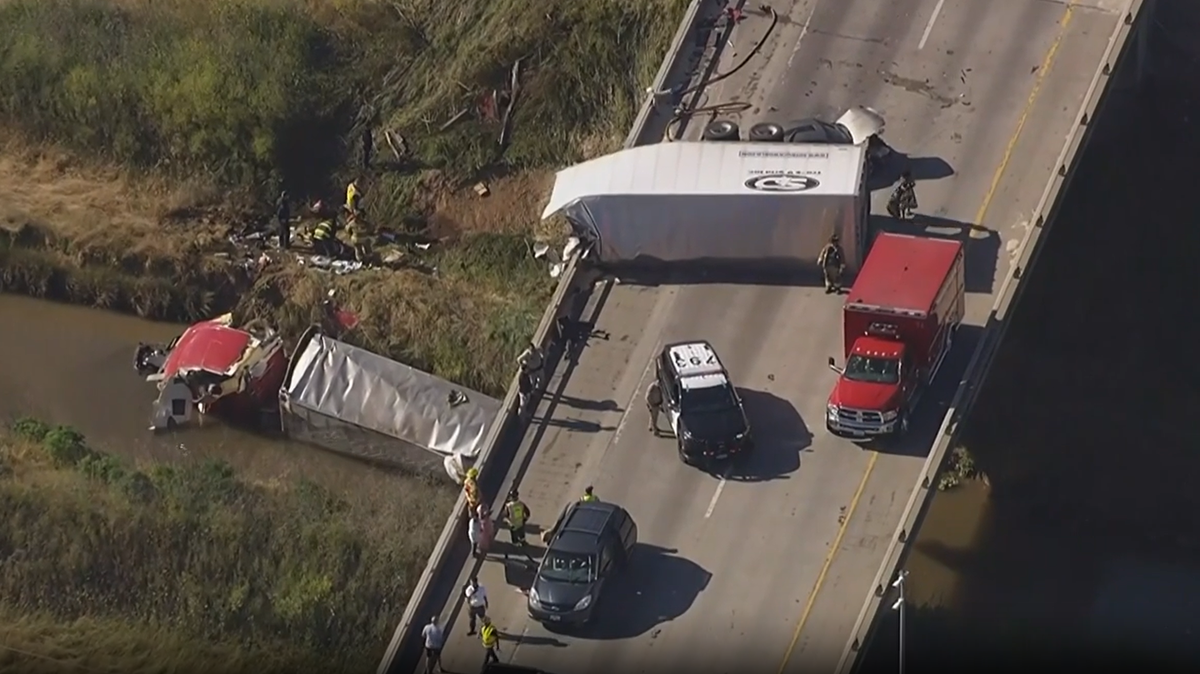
[679,383,736,414]
[540,550,594,584]
[843,355,900,385]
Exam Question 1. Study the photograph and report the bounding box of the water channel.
[0,293,404,497]
[862,7,1200,669]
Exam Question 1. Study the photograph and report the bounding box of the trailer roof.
[282,330,501,460]
[541,141,865,220]
[847,233,963,315]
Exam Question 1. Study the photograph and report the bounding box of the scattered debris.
[498,59,524,149]
[384,129,409,159]
[473,182,490,197]
[440,108,471,131]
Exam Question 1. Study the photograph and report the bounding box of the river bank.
[861,13,1200,669]
[0,418,455,673]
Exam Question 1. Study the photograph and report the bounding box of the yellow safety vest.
[581,493,598,503]
[508,501,527,527]
[345,183,359,210]
[313,221,333,241]
[480,624,498,648]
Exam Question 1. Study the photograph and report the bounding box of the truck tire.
[702,120,740,142]
[749,122,785,142]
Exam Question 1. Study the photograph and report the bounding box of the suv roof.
[664,341,729,391]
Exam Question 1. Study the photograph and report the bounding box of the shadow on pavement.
[560,543,711,641]
[868,324,983,458]
[869,154,955,189]
[723,387,810,482]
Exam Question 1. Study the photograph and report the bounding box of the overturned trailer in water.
[278,327,501,481]
[541,141,871,273]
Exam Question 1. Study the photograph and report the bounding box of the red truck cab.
[825,233,965,438]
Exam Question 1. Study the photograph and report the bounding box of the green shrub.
[0,0,345,190]
[10,416,50,442]
[42,425,90,466]
[78,452,127,483]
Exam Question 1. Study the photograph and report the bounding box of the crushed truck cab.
[826,233,965,439]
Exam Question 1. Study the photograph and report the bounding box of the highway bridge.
[380,0,1146,672]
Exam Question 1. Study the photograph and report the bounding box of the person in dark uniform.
[887,170,918,220]
[817,234,846,293]
[275,190,291,250]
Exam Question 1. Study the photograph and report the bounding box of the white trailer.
[541,141,870,272]
[278,327,500,481]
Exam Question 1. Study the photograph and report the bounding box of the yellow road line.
[776,5,1077,673]
[974,3,1075,225]
[776,451,878,674]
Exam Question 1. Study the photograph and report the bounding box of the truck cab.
[826,233,965,439]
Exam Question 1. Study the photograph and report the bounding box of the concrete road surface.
[428,0,1126,673]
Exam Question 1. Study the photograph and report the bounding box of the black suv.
[527,500,637,627]
[657,341,754,466]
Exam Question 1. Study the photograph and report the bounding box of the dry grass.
[0,417,456,672]
[0,0,688,394]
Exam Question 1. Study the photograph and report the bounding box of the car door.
[658,357,682,434]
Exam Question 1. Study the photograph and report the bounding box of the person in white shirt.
[468,511,483,558]
[463,577,489,635]
[420,616,444,673]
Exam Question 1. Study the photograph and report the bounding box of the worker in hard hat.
[817,233,846,294]
[345,179,362,217]
[311,218,336,257]
[344,210,372,264]
[463,466,481,512]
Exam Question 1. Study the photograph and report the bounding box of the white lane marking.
[612,357,656,446]
[917,0,947,50]
[785,0,819,69]
[704,467,733,518]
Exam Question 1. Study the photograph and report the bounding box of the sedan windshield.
[539,551,594,584]
[843,355,900,385]
[679,384,736,414]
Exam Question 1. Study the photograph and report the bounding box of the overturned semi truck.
[278,327,501,482]
[540,140,872,273]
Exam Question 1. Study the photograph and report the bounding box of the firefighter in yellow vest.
[311,219,336,257]
[479,616,500,666]
[580,485,598,502]
[503,489,529,547]
[345,179,361,217]
[463,467,481,512]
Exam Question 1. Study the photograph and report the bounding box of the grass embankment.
[0,417,456,673]
[0,0,688,395]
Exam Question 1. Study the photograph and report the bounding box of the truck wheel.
[702,120,740,142]
[749,122,785,142]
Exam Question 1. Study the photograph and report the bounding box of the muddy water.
[0,293,402,495]
[862,10,1200,668]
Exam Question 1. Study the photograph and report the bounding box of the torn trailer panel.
[279,327,501,481]
[541,141,870,271]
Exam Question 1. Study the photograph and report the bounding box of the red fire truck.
[825,232,965,438]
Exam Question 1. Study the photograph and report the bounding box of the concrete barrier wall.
[833,2,1147,672]
[375,2,716,672]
